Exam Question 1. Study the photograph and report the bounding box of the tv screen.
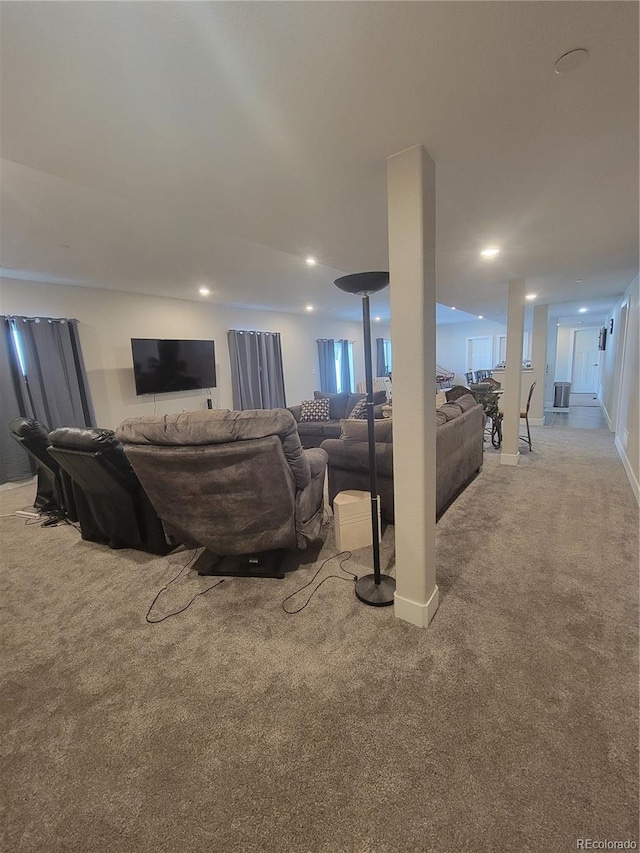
[131,338,216,395]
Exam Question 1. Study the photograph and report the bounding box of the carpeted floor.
[1,426,638,853]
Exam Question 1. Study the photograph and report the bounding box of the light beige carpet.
[1,426,638,853]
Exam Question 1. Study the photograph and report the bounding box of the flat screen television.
[131,338,216,395]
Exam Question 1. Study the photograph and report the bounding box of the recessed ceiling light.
[526,294,537,301]
[451,306,456,311]
[554,48,588,76]
[575,279,584,283]
[557,323,561,327]
[374,316,381,322]
[480,247,500,258]
[578,307,588,313]
[198,287,210,295]
[305,305,314,312]
[478,315,484,320]
[306,257,317,266]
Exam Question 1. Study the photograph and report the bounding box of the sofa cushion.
[436,410,447,427]
[439,402,463,421]
[296,421,327,436]
[348,399,368,419]
[321,422,343,438]
[314,391,350,420]
[456,393,478,413]
[436,391,448,409]
[300,398,331,422]
[340,418,393,443]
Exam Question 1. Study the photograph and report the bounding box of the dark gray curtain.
[14,317,95,429]
[376,338,388,376]
[317,339,337,393]
[228,330,287,410]
[0,317,32,483]
[338,339,352,393]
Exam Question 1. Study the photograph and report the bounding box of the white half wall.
[0,278,371,430]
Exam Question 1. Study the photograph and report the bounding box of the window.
[10,321,27,376]
[383,339,392,375]
[497,333,530,365]
[334,340,354,393]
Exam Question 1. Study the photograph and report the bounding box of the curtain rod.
[228,329,280,335]
[4,315,79,324]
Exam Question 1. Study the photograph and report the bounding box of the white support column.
[388,145,439,628]
[529,303,548,425]
[501,278,526,466]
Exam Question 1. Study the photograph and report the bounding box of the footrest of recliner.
[194,549,286,579]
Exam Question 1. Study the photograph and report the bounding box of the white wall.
[600,276,639,502]
[0,278,377,430]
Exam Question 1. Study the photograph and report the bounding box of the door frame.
[568,326,601,394]
[613,299,630,435]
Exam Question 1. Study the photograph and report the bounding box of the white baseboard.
[602,404,613,431]
[500,451,520,466]
[529,418,544,426]
[615,434,639,505]
[394,585,439,628]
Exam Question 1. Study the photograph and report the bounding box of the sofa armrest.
[288,405,302,423]
[321,438,394,478]
[304,447,328,479]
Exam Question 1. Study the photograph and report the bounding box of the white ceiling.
[1,1,638,324]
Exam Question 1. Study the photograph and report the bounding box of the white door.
[571,328,600,394]
[467,336,493,373]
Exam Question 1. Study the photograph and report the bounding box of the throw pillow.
[439,402,463,422]
[313,391,350,420]
[299,398,331,422]
[435,391,447,409]
[456,394,477,413]
[348,399,368,419]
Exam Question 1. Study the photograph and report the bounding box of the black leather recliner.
[9,417,78,520]
[47,427,171,554]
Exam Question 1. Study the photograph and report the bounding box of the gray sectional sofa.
[288,390,387,449]
[320,393,484,523]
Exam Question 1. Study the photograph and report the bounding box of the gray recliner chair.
[116,408,327,578]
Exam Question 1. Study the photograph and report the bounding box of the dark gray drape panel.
[338,339,352,393]
[14,317,95,429]
[317,339,337,393]
[228,330,287,410]
[376,338,388,377]
[0,317,32,483]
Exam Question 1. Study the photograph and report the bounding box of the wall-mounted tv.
[131,338,216,395]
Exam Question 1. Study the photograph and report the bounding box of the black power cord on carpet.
[281,551,355,614]
[145,550,226,624]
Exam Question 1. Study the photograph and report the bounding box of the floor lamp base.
[355,574,396,607]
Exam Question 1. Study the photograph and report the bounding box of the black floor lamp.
[334,272,395,607]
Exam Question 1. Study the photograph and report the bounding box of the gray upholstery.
[321,397,484,523]
[289,390,387,448]
[116,409,327,556]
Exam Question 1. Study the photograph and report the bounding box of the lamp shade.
[334,272,389,295]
